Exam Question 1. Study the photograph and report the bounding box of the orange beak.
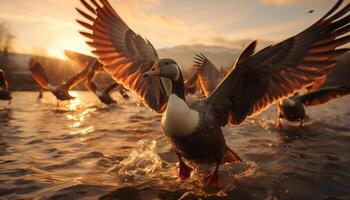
[143,66,161,78]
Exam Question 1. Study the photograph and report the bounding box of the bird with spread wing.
[28,58,79,104]
[65,50,130,105]
[76,0,350,186]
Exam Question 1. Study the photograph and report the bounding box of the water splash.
[108,139,164,177]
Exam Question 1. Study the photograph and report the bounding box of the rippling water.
[0,92,349,200]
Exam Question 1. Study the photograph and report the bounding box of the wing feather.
[298,82,350,106]
[208,0,350,125]
[194,53,225,97]
[77,0,170,113]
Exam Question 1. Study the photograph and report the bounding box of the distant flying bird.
[65,50,130,104]
[77,0,350,186]
[0,69,12,103]
[28,59,78,103]
[277,82,350,129]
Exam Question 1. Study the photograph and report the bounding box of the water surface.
[0,92,349,199]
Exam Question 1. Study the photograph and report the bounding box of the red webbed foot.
[177,153,193,180]
[204,163,219,188]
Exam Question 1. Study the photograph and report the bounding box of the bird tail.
[221,147,242,164]
[28,58,51,90]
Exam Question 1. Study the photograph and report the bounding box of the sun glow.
[48,49,67,60]
[66,91,82,111]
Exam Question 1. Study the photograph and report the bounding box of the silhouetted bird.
[65,50,130,104]
[0,69,12,104]
[277,82,350,129]
[29,59,78,104]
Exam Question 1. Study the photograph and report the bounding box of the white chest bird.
[76,0,350,186]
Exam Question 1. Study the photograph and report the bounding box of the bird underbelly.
[168,131,225,164]
[282,106,306,121]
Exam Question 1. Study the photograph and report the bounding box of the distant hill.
[158,44,242,78]
[1,44,349,90]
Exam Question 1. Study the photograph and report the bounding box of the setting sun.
[48,49,67,60]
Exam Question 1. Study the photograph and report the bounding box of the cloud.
[261,0,331,6]
[0,0,336,59]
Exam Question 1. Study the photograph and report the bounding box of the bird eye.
[165,62,169,65]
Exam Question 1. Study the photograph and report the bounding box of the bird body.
[162,95,227,164]
[48,84,75,101]
[29,59,76,101]
[0,69,12,102]
[77,0,350,186]
[278,98,306,122]
[277,83,350,128]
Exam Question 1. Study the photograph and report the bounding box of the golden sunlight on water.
[0,92,349,199]
[63,91,98,137]
[66,91,82,111]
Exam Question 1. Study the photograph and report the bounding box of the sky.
[0,0,343,59]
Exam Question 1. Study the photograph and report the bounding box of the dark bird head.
[143,59,181,81]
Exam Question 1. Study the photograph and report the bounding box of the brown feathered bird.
[65,50,130,104]
[76,0,350,186]
[277,82,350,128]
[0,69,12,103]
[28,59,78,102]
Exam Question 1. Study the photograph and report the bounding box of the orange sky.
[0,0,340,59]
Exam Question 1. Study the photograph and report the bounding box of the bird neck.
[171,71,185,100]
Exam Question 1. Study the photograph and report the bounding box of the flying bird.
[277,82,350,129]
[76,0,350,186]
[65,50,130,104]
[28,59,79,103]
[0,69,12,103]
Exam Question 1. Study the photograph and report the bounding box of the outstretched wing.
[297,82,350,106]
[60,68,88,90]
[103,82,120,94]
[65,50,103,69]
[76,0,170,113]
[184,73,199,94]
[28,59,51,90]
[0,69,9,90]
[194,54,225,97]
[208,0,350,125]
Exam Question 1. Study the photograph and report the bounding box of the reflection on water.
[0,92,349,199]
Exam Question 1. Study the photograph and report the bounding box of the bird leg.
[299,119,303,129]
[204,162,219,188]
[177,153,193,180]
[276,118,284,131]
